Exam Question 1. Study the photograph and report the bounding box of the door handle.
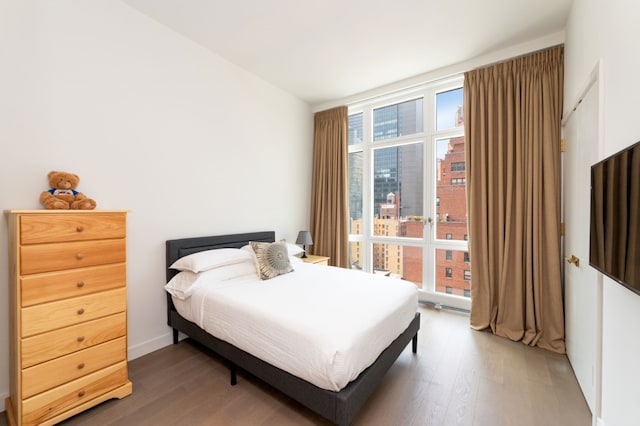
[565,255,580,267]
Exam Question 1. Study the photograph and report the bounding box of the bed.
[165,231,421,425]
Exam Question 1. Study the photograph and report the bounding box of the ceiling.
[122,0,573,106]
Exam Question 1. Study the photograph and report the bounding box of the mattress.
[172,261,418,391]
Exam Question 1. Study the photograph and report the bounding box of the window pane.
[349,241,363,270]
[436,88,463,131]
[348,113,363,146]
[435,248,471,297]
[435,137,468,241]
[373,243,423,289]
[373,98,423,141]
[373,144,424,238]
[349,152,363,234]
[451,161,466,171]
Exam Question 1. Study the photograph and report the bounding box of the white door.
[563,78,600,416]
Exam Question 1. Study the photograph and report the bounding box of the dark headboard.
[165,231,275,282]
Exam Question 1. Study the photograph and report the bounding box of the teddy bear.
[40,171,97,210]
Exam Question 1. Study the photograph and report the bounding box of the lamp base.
[301,246,308,258]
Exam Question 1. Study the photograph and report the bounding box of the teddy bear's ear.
[48,171,59,179]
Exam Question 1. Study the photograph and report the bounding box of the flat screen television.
[589,140,640,295]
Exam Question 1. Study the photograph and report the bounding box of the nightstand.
[301,254,330,265]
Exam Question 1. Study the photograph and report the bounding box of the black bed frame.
[166,231,420,426]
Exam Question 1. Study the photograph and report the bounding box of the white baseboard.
[127,332,173,361]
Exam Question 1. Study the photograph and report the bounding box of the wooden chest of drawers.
[5,210,132,426]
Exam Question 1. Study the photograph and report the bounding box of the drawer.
[22,337,126,399]
[21,263,126,307]
[20,239,126,275]
[22,313,126,368]
[21,288,126,338]
[22,361,128,426]
[20,213,126,245]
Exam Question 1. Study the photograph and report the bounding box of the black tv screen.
[589,140,640,295]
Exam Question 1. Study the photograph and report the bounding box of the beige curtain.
[310,106,349,268]
[464,46,566,353]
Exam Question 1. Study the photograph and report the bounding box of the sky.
[435,87,463,159]
[436,87,463,130]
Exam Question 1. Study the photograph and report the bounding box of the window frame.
[347,76,470,311]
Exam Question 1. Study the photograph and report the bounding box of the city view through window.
[348,86,470,299]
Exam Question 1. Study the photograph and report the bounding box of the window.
[348,77,469,309]
[348,113,363,146]
[446,286,453,294]
[464,252,470,262]
[349,152,363,235]
[464,270,471,280]
[373,144,423,234]
[451,162,466,172]
[373,98,423,141]
[464,289,471,297]
[436,88,464,131]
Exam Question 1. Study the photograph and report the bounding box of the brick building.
[434,135,470,296]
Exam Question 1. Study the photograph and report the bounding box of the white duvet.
[172,262,418,391]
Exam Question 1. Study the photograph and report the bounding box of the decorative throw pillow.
[250,240,294,280]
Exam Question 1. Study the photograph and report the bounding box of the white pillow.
[243,242,304,257]
[205,260,257,281]
[286,243,305,256]
[165,261,257,300]
[164,270,200,300]
[241,244,255,256]
[169,248,253,273]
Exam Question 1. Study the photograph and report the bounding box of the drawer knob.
[76,225,84,232]
[77,281,85,288]
[76,253,84,260]
[77,336,85,342]
[77,308,85,315]
[78,362,85,369]
[78,390,86,398]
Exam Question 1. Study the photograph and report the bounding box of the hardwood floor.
[2,305,591,426]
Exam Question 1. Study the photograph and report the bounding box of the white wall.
[564,1,640,425]
[0,0,313,410]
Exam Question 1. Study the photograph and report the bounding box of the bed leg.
[172,328,179,344]
[230,363,237,386]
[412,333,418,353]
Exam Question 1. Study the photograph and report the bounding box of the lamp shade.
[295,231,313,246]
